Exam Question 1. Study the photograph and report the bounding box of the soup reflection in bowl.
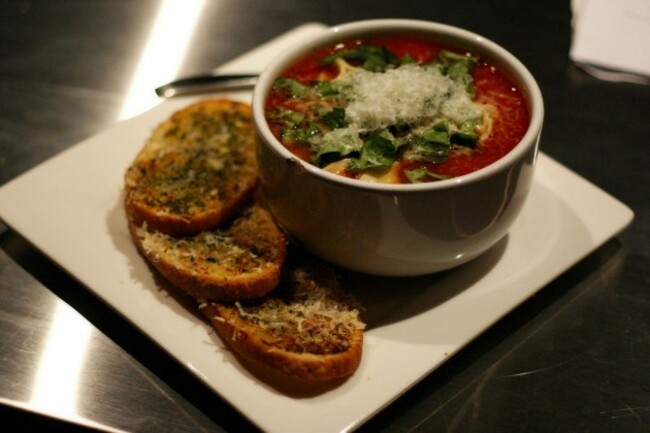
[252,19,544,276]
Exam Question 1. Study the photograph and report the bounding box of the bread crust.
[199,261,365,381]
[124,99,258,236]
[129,203,288,301]
[124,98,365,384]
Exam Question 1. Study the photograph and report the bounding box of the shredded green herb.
[268,42,485,183]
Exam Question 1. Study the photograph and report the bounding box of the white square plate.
[0,24,634,433]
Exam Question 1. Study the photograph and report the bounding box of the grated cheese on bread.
[124,99,258,236]
[129,202,287,301]
[199,258,365,381]
[124,98,365,385]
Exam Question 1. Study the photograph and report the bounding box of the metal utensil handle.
[155,73,259,98]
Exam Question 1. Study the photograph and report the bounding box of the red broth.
[264,37,530,183]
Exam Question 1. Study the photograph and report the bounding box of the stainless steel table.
[1,1,648,432]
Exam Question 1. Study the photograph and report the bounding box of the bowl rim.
[252,18,544,193]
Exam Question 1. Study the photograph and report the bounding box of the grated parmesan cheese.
[341,64,484,132]
[225,265,365,355]
[134,205,281,276]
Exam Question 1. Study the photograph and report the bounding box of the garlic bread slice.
[125,99,258,236]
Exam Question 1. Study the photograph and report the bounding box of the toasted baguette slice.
[129,202,287,301]
[124,99,258,236]
[199,260,365,381]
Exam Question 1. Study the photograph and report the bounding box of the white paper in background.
[570,0,650,83]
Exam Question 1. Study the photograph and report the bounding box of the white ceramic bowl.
[252,19,544,276]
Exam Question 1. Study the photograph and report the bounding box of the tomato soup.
[264,37,530,184]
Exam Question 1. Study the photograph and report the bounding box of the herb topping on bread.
[124,98,365,384]
[199,259,365,380]
[124,99,258,236]
[129,202,287,301]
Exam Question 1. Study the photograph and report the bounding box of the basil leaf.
[282,123,320,144]
[388,123,411,137]
[348,133,396,171]
[451,118,480,146]
[313,127,363,166]
[404,122,452,163]
[438,50,478,96]
[321,107,346,130]
[401,53,415,65]
[438,50,477,76]
[361,46,397,72]
[423,122,451,145]
[404,168,452,183]
[321,45,400,72]
[269,108,305,128]
[406,138,450,163]
[312,80,347,98]
[272,77,310,97]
